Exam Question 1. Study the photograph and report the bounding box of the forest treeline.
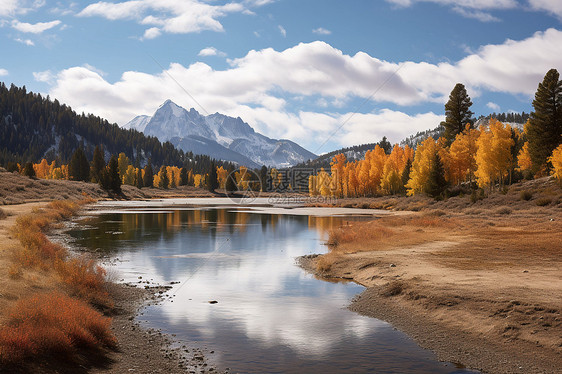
[0,82,232,173]
[2,69,561,198]
[309,70,562,198]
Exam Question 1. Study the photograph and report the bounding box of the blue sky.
[1,0,561,154]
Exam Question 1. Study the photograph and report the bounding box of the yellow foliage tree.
[474,119,514,189]
[548,144,562,185]
[448,124,480,185]
[406,137,439,196]
[517,142,532,172]
[122,165,136,186]
[216,166,228,188]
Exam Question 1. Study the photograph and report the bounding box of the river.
[66,202,476,373]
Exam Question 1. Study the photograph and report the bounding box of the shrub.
[0,208,6,220]
[495,207,512,215]
[520,190,533,201]
[536,198,552,206]
[0,292,116,364]
[55,257,112,308]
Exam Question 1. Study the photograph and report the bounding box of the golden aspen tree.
[216,166,228,188]
[117,153,130,180]
[330,153,347,198]
[193,174,202,188]
[122,165,136,185]
[548,144,562,185]
[474,119,514,189]
[517,142,533,172]
[348,163,360,197]
[365,146,386,195]
[406,137,438,195]
[448,125,479,185]
[33,159,50,179]
[380,159,402,194]
[308,175,318,196]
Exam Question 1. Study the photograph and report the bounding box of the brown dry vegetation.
[303,183,562,373]
[0,167,217,205]
[0,199,118,371]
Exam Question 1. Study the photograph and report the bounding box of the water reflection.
[68,208,475,374]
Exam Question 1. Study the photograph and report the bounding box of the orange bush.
[0,292,116,364]
[56,256,112,308]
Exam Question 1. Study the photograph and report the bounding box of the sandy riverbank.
[298,210,561,374]
[0,201,220,373]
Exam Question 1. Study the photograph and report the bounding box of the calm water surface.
[67,207,475,374]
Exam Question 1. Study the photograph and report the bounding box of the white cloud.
[278,25,286,37]
[143,26,161,39]
[15,37,34,45]
[11,19,61,33]
[528,0,562,20]
[312,27,331,35]
[198,47,226,57]
[78,0,252,36]
[33,70,54,83]
[44,29,562,149]
[386,0,517,9]
[0,0,45,16]
[452,7,500,22]
[385,0,517,21]
[0,68,8,76]
[486,102,500,111]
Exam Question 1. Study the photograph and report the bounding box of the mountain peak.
[130,100,316,167]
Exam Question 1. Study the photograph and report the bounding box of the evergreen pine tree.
[427,151,448,199]
[69,148,90,182]
[225,166,237,192]
[379,136,392,154]
[143,159,154,187]
[136,162,143,189]
[158,166,169,189]
[527,68,562,173]
[208,162,219,192]
[107,155,121,193]
[441,83,474,144]
[179,167,188,186]
[23,162,36,178]
[260,165,268,192]
[91,145,105,182]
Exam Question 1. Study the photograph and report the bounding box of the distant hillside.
[0,83,230,172]
[292,137,392,170]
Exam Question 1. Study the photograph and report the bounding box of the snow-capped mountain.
[122,115,151,133]
[123,100,317,168]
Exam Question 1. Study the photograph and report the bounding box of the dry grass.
[0,292,116,365]
[9,199,113,308]
[1,198,116,368]
[316,215,458,273]
[56,257,111,307]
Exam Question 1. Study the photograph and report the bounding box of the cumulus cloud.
[78,0,252,36]
[312,27,331,35]
[198,47,226,57]
[0,68,8,76]
[11,19,61,33]
[0,0,44,16]
[486,102,500,111]
[44,29,562,148]
[528,0,562,20]
[143,27,161,39]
